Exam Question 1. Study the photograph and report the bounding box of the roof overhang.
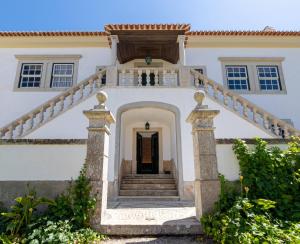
[105,24,190,64]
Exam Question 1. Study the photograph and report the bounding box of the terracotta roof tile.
[104,24,191,33]
[187,30,300,36]
[0,31,107,37]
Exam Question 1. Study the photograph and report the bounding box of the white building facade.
[0,24,299,207]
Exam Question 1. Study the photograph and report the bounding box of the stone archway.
[113,101,184,199]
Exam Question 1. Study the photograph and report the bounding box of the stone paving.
[101,236,213,244]
[100,201,202,236]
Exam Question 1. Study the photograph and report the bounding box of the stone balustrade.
[0,70,106,139]
[191,69,300,138]
[118,67,178,86]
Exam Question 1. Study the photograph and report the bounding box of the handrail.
[0,69,106,139]
[191,69,300,138]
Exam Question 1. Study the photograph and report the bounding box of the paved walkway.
[101,236,213,244]
[100,201,202,236]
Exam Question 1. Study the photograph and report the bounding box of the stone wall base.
[0,180,201,207]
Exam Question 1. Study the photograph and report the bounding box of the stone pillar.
[186,90,220,219]
[110,35,119,66]
[177,35,186,65]
[83,91,115,228]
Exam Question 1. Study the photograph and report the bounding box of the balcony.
[118,67,179,87]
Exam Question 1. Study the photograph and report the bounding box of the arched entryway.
[114,102,184,199]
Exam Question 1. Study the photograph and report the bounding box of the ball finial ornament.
[96,91,108,104]
[194,90,205,105]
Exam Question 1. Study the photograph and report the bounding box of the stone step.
[120,183,177,190]
[122,178,175,184]
[99,223,202,236]
[117,196,180,201]
[124,174,173,179]
[119,189,178,196]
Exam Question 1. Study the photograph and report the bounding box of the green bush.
[201,137,300,243]
[233,137,300,220]
[48,165,96,228]
[1,188,53,236]
[25,220,105,244]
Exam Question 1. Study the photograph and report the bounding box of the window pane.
[19,64,42,88]
[225,66,249,90]
[51,64,74,88]
[257,66,281,91]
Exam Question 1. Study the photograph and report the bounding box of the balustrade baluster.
[59,97,65,111]
[17,120,24,137]
[28,114,34,130]
[138,69,142,86]
[79,85,84,99]
[146,69,150,86]
[49,102,55,117]
[272,120,280,136]
[89,79,94,94]
[223,92,229,106]
[96,73,103,88]
[263,116,269,129]
[38,108,44,124]
[154,69,159,86]
[69,91,74,106]
[242,103,249,118]
[213,86,218,99]
[233,98,239,111]
[7,126,13,139]
[252,108,259,123]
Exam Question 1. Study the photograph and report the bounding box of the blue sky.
[1,0,300,31]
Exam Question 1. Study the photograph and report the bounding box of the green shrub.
[0,202,7,234]
[25,220,105,244]
[201,137,300,243]
[48,165,96,228]
[233,137,300,220]
[1,188,53,236]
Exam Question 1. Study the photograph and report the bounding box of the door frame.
[132,127,163,174]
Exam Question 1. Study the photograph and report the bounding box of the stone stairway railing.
[0,70,106,139]
[191,69,300,138]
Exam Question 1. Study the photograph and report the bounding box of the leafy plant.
[1,187,53,236]
[201,137,300,243]
[25,220,105,244]
[48,164,96,228]
[233,137,300,220]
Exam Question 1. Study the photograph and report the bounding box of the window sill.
[13,87,73,92]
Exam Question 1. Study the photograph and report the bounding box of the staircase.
[119,174,179,199]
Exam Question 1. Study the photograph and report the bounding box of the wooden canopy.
[105,24,190,64]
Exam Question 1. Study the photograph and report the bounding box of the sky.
[0,0,300,31]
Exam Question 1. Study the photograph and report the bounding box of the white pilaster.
[110,35,119,66]
[177,35,186,66]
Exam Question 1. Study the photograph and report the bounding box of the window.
[14,55,81,91]
[220,57,286,94]
[225,66,249,90]
[19,64,42,88]
[51,64,74,88]
[257,66,281,91]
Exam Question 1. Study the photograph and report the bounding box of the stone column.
[83,91,115,228]
[110,35,119,66]
[177,35,186,66]
[186,90,220,219]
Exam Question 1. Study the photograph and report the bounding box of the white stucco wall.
[186,47,300,129]
[0,47,110,127]
[0,143,288,182]
[0,144,85,180]
[22,88,273,182]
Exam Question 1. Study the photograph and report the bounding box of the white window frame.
[51,63,74,88]
[225,65,250,91]
[219,57,286,94]
[19,63,43,88]
[256,65,282,91]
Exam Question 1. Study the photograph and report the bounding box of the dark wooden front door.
[136,132,159,174]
